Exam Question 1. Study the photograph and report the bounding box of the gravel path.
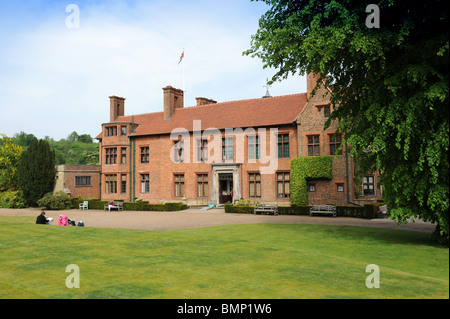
[0,207,436,233]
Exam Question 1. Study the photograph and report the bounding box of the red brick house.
[96,74,382,206]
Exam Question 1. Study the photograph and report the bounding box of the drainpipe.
[346,147,363,206]
[131,115,136,202]
[99,140,103,200]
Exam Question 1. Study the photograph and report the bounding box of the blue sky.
[0,0,306,140]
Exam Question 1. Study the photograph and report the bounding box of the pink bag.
[58,214,68,226]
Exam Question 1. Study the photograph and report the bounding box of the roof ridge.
[117,92,306,118]
[179,92,307,110]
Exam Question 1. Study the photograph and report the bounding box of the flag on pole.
[178,49,184,64]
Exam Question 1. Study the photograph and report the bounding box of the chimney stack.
[306,72,321,99]
[163,86,184,121]
[195,97,217,106]
[109,95,125,122]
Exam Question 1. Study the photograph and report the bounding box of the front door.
[218,173,233,204]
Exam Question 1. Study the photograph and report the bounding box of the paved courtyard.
[0,207,436,233]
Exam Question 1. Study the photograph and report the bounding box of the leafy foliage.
[17,140,56,206]
[0,190,27,208]
[48,140,99,165]
[0,134,23,191]
[290,156,333,205]
[13,131,99,165]
[245,0,449,242]
[37,191,72,210]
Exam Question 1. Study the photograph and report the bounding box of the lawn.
[0,216,448,299]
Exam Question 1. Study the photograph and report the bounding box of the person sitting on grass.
[36,211,49,225]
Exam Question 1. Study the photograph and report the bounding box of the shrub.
[0,190,27,208]
[336,204,379,219]
[234,199,259,206]
[37,191,72,210]
[163,202,187,211]
[278,205,311,215]
[224,204,255,214]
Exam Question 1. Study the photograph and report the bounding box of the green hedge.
[290,156,333,205]
[224,204,255,214]
[225,203,380,219]
[71,198,187,211]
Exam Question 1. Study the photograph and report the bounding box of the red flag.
[178,50,184,64]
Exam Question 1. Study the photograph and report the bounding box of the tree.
[0,134,23,191]
[244,0,449,243]
[67,131,79,142]
[13,131,38,148]
[78,134,93,144]
[17,139,56,206]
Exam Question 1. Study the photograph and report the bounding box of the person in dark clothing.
[36,211,49,225]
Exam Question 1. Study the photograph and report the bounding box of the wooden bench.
[310,204,337,217]
[254,204,278,216]
[104,201,124,211]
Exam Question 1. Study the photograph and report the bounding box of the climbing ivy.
[290,156,333,205]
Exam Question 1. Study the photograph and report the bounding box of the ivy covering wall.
[290,156,333,205]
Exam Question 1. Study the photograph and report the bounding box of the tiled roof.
[98,93,307,138]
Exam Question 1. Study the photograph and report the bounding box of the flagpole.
[182,48,185,105]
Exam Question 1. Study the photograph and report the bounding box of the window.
[248,136,260,160]
[174,174,185,197]
[277,172,290,198]
[141,174,149,193]
[278,134,289,158]
[363,176,375,195]
[105,174,117,194]
[316,104,330,118]
[249,173,261,198]
[307,135,320,156]
[121,126,127,135]
[105,148,117,164]
[141,147,149,163]
[308,183,316,192]
[324,105,330,118]
[330,134,343,155]
[106,126,117,136]
[174,141,184,163]
[75,176,91,186]
[197,139,208,162]
[197,174,208,197]
[121,148,127,164]
[336,183,344,192]
[222,137,233,161]
[121,174,127,194]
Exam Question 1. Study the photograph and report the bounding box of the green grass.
[0,216,448,299]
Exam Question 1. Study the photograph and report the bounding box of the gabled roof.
[97,93,307,138]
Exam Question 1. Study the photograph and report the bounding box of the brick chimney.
[109,95,125,122]
[195,97,217,106]
[306,72,321,99]
[163,86,184,121]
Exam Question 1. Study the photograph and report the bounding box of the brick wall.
[99,123,298,206]
[54,165,101,199]
[297,77,382,205]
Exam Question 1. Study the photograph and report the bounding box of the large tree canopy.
[244,0,449,243]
